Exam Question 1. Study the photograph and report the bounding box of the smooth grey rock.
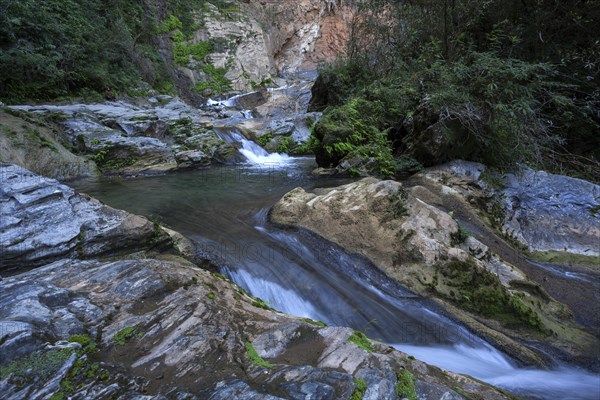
[499,167,600,256]
[424,161,600,257]
[253,322,304,358]
[266,366,353,400]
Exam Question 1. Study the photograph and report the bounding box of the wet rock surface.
[0,165,512,399]
[499,167,600,257]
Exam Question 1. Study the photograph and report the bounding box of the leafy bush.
[309,0,599,180]
[0,0,159,101]
[313,97,398,175]
[159,15,183,34]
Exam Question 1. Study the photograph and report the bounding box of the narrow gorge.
[1,1,599,400]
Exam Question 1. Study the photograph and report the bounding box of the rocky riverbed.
[0,163,515,399]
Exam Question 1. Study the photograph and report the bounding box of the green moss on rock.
[435,258,544,331]
[348,330,373,352]
[351,378,367,400]
[245,342,272,368]
[395,370,417,400]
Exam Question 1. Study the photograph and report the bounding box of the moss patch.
[245,342,272,368]
[0,348,75,381]
[388,187,409,218]
[529,251,600,269]
[348,330,373,352]
[251,297,274,311]
[68,334,97,353]
[302,318,328,327]
[435,258,545,331]
[395,370,417,400]
[351,378,367,400]
[113,326,141,346]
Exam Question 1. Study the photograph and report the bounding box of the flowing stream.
[71,116,599,400]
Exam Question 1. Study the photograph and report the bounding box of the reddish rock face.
[245,0,353,73]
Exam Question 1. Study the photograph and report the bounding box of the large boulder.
[500,167,600,256]
[0,164,163,272]
[401,103,479,167]
[422,160,600,257]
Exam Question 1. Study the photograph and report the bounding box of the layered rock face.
[270,176,600,366]
[246,0,353,73]
[0,164,161,272]
[177,0,354,93]
[0,164,510,399]
[500,168,600,256]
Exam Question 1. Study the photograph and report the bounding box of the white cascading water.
[223,266,324,320]
[213,127,292,165]
[391,344,599,400]
[208,92,293,165]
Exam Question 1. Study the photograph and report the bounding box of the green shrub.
[310,0,599,180]
[276,136,295,153]
[194,63,232,95]
[257,133,273,147]
[159,15,183,33]
[451,224,472,245]
[312,97,397,175]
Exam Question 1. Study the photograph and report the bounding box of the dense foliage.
[0,0,235,102]
[310,0,600,180]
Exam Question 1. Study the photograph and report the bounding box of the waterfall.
[213,127,291,165]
